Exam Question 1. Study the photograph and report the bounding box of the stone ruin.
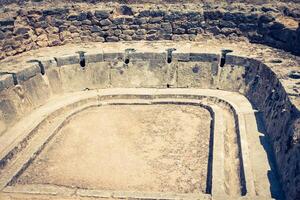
[0,1,299,200]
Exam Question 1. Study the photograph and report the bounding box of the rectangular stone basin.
[14,104,211,194]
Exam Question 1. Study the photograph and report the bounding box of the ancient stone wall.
[0,5,300,60]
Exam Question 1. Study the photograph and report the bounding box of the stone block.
[94,10,110,19]
[106,36,119,42]
[15,64,40,83]
[173,27,185,34]
[204,10,223,20]
[118,5,134,16]
[55,55,79,66]
[0,18,14,26]
[85,53,103,63]
[149,17,162,24]
[100,19,112,26]
[123,29,135,36]
[0,74,14,91]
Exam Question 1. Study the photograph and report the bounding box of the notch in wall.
[76,51,86,69]
[27,60,45,75]
[0,72,18,85]
[166,48,176,64]
[124,48,136,65]
[219,49,233,68]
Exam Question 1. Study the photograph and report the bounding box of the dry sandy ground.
[15,104,211,194]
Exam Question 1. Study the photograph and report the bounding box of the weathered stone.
[147,29,157,34]
[149,17,162,24]
[146,34,157,41]
[101,26,110,31]
[43,8,68,16]
[48,34,60,41]
[0,18,14,26]
[78,13,88,21]
[220,28,239,36]
[94,36,105,42]
[68,25,78,33]
[37,34,48,42]
[118,5,134,16]
[147,23,161,30]
[59,25,68,32]
[207,26,220,35]
[82,20,92,25]
[113,18,125,25]
[136,29,146,35]
[100,19,112,26]
[245,14,258,23]
[129,25,139,30]
[113,29,122,36]
[106,36,119,42]
[219,20,236,28]
[123,30,135,36]
[259,14,275,23]
[91,25,102,33]
[132,34,145,40]
[46,26,59,34]
[138,10,150,17]
[164,13,181,21]
[51,18,64,27]
[13,27,30,35]
[187,28,198,34]
[124,17,134,24]
[67,13,79,21]
[72,21,82,26]
[36,40,48,47]
[149,10,165,17]
[119,34,132,41]
[134,18,147,25]
[94,10,110,19]
[59,31,72,41]
[119,25,130,30]
[0,30,5,40]
[173,28,186,34]
[1,26,14,32]
[238,23,257,31]
[161,22,172,33]
[49,39,61,46]
[204,10,223,20]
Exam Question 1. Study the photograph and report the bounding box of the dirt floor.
[15,104,211,194]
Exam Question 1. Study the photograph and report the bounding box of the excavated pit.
[16,104,211,193]
[0,41,298,200]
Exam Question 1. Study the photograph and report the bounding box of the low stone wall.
[0,5,300,60]
[0,51,299,199]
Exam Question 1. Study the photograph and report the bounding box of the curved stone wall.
[0,4,300,60]
[0,51,299,199]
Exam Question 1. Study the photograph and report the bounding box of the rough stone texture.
[0,2,300,60]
